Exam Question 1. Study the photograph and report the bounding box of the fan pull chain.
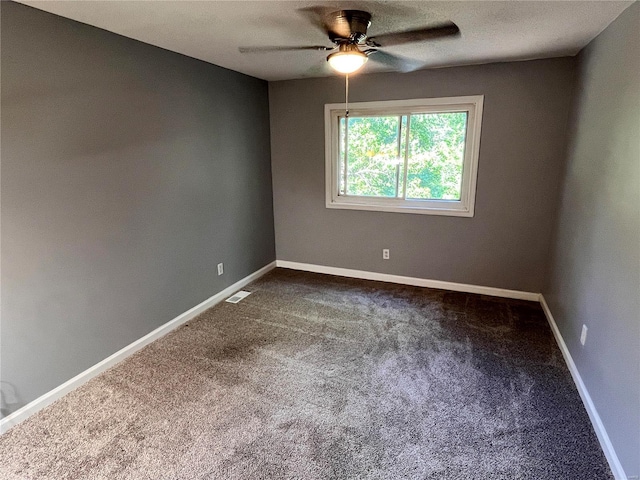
[345,74,349,118]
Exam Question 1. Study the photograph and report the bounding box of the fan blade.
[368,50,422,73]
[368,22,460,47]
[298,6,335,37]
[239,45,334,53]
[299,8,372,42]
[304,61,333,78]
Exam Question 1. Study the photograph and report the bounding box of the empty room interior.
[1,1,638,478]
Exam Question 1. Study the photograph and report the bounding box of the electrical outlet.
[217,263,224,275]
[580,324,588,346]
[382,249,390,260]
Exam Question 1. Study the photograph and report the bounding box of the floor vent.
[225,290,252,304]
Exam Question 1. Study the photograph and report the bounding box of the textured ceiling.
[18,1,633,81]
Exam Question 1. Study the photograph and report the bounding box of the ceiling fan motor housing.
[328,10,372,44]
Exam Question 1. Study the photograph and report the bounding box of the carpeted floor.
[0,269,612,479]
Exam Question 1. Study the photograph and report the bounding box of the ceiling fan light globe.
[327,51,368,74]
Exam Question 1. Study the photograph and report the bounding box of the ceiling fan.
[239,10,460,75]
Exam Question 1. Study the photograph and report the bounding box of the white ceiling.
[19,1,633,81]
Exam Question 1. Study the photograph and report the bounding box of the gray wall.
[0,2,275,416]
[544,3,640,476]
[269,58,575,293]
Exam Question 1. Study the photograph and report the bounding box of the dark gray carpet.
[0,268,611,479]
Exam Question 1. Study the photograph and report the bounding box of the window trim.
[324,95,484,217]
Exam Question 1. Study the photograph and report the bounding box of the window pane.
[340,116,402,197]
[339,117,346,194]
[406,112,467,200]
[399,115,408,198]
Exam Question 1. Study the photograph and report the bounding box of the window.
[325,95,483,216]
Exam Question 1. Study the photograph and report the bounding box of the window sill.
[326,199,475,217]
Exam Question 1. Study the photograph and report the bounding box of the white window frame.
[324,95,484,217]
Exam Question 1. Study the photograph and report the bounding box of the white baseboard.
[539,295,627,480]
[0,261,276,434]
[0,260,625,480]
[276,260,539,301]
